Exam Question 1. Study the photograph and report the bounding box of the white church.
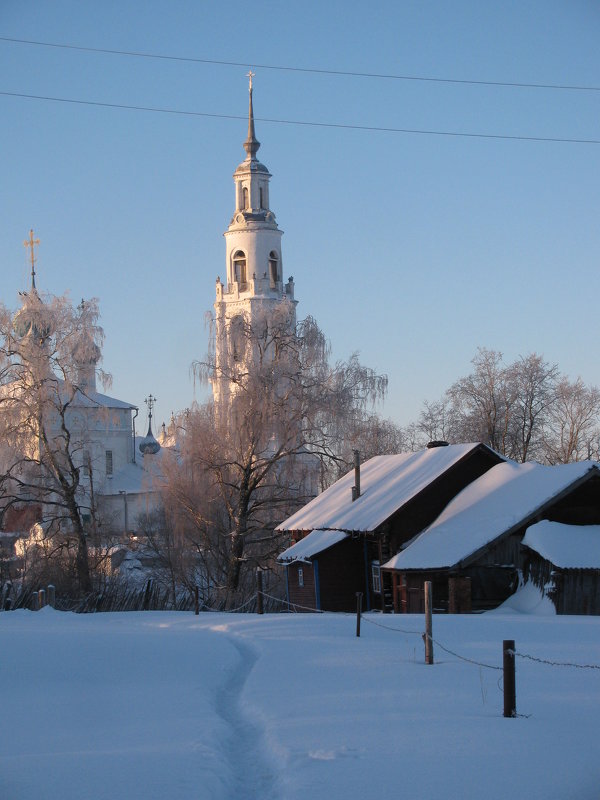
[4,75,309,545]
[4,236,165,538]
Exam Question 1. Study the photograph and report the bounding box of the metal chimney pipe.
[353,450,361,499]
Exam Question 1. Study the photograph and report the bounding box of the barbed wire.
[198,595,257,614]
[513,650,600,671]
[360,613,422,636]
[260,591,325,613]
[429,634,503,671]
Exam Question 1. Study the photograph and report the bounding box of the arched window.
[269,251,279,289]
[259,187,264,209]
[233,251,247,289]
[243,187,249,209]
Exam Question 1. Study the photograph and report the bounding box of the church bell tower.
[213,75,297,407]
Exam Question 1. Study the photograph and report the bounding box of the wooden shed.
[521,521,600,614]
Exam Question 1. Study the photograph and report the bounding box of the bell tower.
[213,75,297,407]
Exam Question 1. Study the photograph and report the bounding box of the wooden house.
[383,461,600,614]
[277,442,504,612]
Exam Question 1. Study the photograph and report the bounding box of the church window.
[105,450,113,477]
[230,315,246,363]
[269,252,279,289]
[259,187,264,209]
[243,186,249,209]
[233,251,247,290]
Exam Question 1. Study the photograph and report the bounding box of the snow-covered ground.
[2,603,599,800]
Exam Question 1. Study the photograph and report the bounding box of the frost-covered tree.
[0,287,109,593]
[164,301,388,603]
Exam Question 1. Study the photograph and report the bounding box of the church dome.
[139,426,161,456]
[139,394,161,455]
[13,287,52,343]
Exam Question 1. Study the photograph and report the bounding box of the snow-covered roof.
[278,529,349,563]
[384,460,599,571]
[277,444,495,533]
[522,520,600,570]
[74,388,136,411]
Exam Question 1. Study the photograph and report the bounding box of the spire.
[24,229,40,291]
[243,70,260,160]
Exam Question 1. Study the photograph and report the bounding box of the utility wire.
[1,35,599,93]
[2,90,599,145]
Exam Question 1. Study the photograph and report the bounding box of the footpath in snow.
[1,605,599,800]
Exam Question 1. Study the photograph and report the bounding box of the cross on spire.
[145,394,157,421]
[246,69,255,92]
[24,229,40,290]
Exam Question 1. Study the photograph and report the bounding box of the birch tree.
[165,301,388,604]
[0,291,108,593]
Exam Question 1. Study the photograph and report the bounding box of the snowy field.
[1,602,599,800]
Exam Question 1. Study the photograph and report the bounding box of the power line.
[2,90,599,145]
[1,35,599,93]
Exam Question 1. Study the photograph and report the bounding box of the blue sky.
[1,1,599,430]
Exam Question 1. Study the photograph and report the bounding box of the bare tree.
[544,377,600,464]
[165,301,388,604]
[508,354,558,462]
[413,347,600,465]
[445,348,517,452]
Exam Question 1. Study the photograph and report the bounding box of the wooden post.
[4,598,11,611]
[256,568,264,615]
[356,592,362,637]
[424,581,434,664]
[47,585,55,608]
[194,586,199,615]
[503,639,516,718]
[31,592,39,611]
[38,589,46,608]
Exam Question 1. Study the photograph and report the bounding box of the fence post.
[38,589,46,609]
[424,581,434,665]
[47,585,55,608]
[194,586,199,616]
[503,639,516,718]
[31,592,39,611]
[356,592,362,637]
[256,568,264,615]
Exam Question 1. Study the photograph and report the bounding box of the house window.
[371,561,381,594]
[298,567,304,588]
[83,450,90,477]
[105,450,113,477]
[233,251,247,290]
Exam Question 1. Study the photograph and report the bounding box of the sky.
[1,1,599,431]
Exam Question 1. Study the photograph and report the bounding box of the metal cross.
[145,394,157,419]
[23,228,40,288]
[247,69,255,91]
